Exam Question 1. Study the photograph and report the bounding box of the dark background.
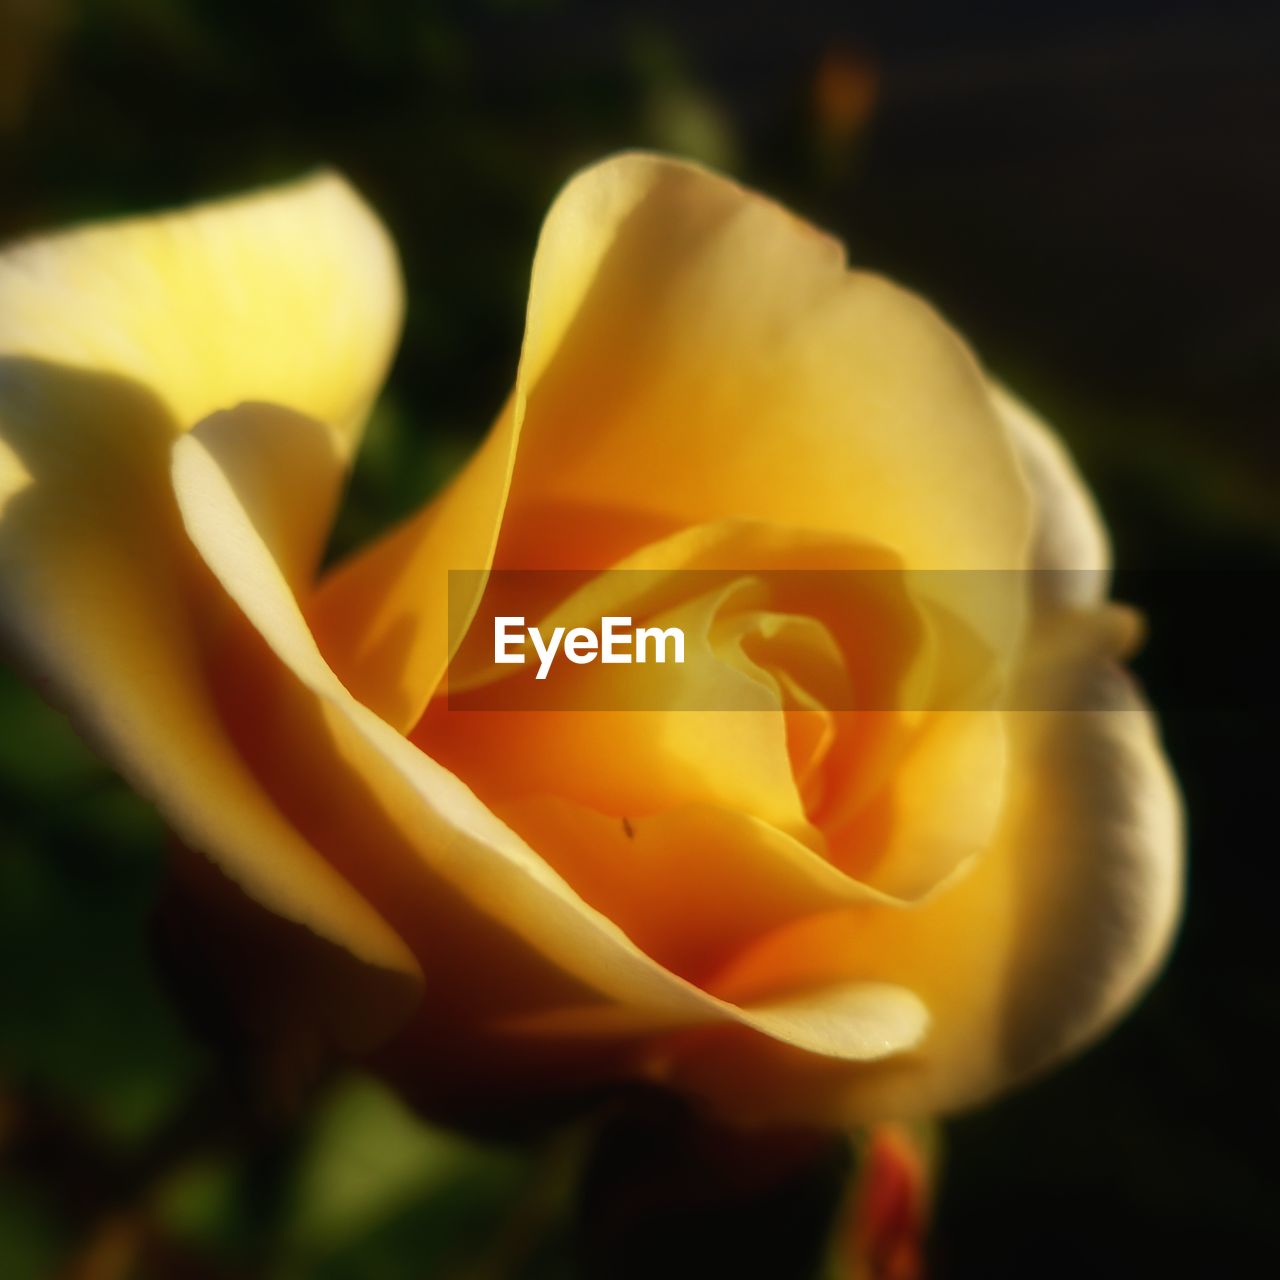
[1,0,1277,1275]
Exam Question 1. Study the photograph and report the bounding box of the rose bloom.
[0,156,1181,1129]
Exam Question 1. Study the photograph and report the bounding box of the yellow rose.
[0,155,1181,1128]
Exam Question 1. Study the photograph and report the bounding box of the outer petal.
[658,636,1183,1124]
[0,174,412,1050]
[0,171,402,452]
[993,383,1111,606]
[504,154,1032,568]
[0,362,421,1053]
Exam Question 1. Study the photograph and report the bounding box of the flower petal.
[0,361,422,1052]
[0,171,402,452]
[504,154,1032,568]
[993,383,1110,606]
[477,799,894,986]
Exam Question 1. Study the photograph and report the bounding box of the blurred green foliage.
[1,0,1278,1276]
[0,676,199,1144]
